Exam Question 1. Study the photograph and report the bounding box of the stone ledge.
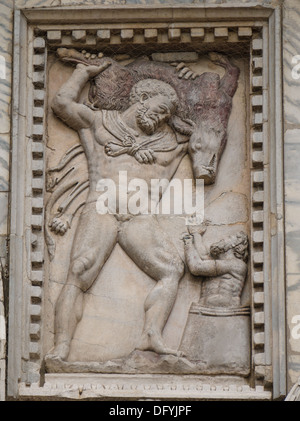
[45,349,249,377]
[18,373,272,401]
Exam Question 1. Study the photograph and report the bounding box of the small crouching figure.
[182,225,248,308]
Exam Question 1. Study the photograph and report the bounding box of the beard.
[136,106,160,135]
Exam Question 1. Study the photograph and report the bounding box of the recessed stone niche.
[8,5,286,400]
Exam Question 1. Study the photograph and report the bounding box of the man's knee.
[168,258,185,280]
[70,255,96,291]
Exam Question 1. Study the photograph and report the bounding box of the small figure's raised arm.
[183,235,216,276]
[187,222,209,260]
[52,62,111,131]
[183,234,233,277]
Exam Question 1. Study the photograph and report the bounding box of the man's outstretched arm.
[52,62,111,131]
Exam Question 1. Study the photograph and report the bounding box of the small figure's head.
[129,79,179,135]
[210,231,248,262]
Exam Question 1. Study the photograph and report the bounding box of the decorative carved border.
[249,30,267,384]
[8,4,285,400]
[19,373,272,401]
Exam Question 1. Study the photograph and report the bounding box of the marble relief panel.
[43,46,251,376]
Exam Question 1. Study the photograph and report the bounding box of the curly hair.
[210,231,248,262]
[129,79,179,113]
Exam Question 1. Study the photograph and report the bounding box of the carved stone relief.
[6,5,287,401]
[43,46,250,377]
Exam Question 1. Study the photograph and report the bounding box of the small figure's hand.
[181,233,194,245]
[134,149,156,164]
[186,216,211,235]
[187,223,207,236]
[76,61,111,79]
[186,214,204,227]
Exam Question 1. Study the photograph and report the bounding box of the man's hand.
[49,216,71,235]
[76,62,111,79]
[170,62,198,80]
[134,149,156,164]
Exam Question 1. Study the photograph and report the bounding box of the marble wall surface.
[0,0,13,402]
[1,0,300,400]
[283,0,300,390]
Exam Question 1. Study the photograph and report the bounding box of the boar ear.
[170,115,195,136]
[88,79,98,104]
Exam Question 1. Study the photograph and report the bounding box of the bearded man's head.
[129,79,179,135]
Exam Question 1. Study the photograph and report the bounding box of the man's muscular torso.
[79,110,188,209]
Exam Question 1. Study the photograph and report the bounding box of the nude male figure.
[47,62,193,361]
[183,227,248,307]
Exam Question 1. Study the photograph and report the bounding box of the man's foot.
[45,341,70,362]
[136,330,184,357]
[208,52,231,68]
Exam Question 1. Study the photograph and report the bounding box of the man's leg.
[48,203,118,360]
[118,215,185,356]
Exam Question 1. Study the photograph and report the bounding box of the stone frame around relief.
[7,4,285,400]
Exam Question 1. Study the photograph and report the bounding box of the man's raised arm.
[52,62,111,131]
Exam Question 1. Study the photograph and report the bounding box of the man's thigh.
[118,215,183,281]
[68,203,119,286]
